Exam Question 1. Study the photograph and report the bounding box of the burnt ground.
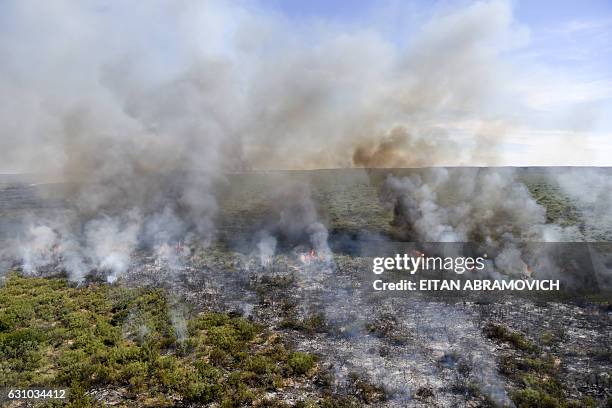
[1,168,611,407]
[116,246,611,407]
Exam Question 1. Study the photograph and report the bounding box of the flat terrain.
[1,168,611,407]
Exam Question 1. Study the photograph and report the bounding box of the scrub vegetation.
[0,274,327,407]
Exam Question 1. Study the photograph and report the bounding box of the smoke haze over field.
[1,0,610,283]
[382,168,580,244]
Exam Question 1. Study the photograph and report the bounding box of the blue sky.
[263,0,612,94]
[264,0,612,96]
[260,0,612,109]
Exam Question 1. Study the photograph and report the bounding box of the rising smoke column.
[254,181,333,269]
[380,168,548,243]
[379,168,582,278]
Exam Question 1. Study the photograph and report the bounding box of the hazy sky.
[263,0,612,165]
[1,0,611,170]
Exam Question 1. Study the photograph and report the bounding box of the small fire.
[299,249,319,264]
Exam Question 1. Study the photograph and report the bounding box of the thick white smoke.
[381,168,582,278]
[257,233,277,268]
[1,0,528,174]
[276,184,333,261]
[19,225,60,275]
[84,211,141,283]
[382,168,550,243]
[0,0,576,281]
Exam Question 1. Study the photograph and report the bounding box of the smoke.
[169,306,188,344]
[19,225,60,275]
[553,168,612,240]
[1,0,527,173]
[382,168,549,243]
[257,233,277,268]
[0,3,606,404]
[550,168,612,287]
[380,168,583,280]
[352,127,461,169]
[272,182,333,263]
[0,1,586,281]
[11,211,141,282]
[84,211,141,283]
[306,222,332,261]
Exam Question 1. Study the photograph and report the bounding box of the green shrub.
[512,388,561,408]
[288,352,316,375]
[484,323,536,352]
[246,354,276,375]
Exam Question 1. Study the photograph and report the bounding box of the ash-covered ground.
[1,168,611,407]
